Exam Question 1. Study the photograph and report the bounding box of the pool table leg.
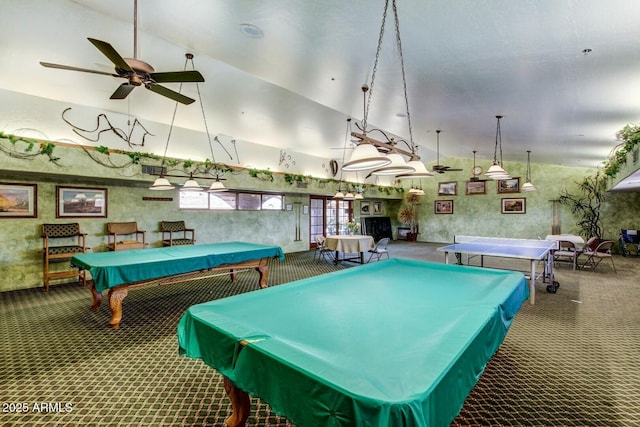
[223,376,250,427]
[89,280,102,311]
[256,258,269,289]
[107,287,128,329]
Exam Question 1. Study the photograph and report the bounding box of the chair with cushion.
[107,222,146,251]
[41,223,87,291]
[579,240,616,273]
[367,237,390,263]
[553,240,578,270]
[160,221,195,246]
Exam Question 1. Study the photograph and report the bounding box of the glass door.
[310,196,353,248]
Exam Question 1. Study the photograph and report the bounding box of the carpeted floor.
[1,242,638,426]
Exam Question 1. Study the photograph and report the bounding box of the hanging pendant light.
[181,173,203,192]
[396,160,434,179]
[522,150,537,191]
[342,0,419,173]
[485,115,511,180]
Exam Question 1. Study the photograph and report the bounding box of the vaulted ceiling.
[2,0,640,187]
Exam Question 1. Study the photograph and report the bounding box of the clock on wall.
[472,165,483,176]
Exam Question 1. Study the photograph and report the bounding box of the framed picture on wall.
[465,180,486,195]
[497,177,520,193]
[434,200,453,214]
[0,182,37,218]
[397,227,411,240]
[360,201,371,215]
[56,186,108,218]
[438,181,457,196]
[373,201,382,215]
[501,197,526,214]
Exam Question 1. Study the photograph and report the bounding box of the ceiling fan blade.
[146,83,195,105]
[150,70,205,83]
[110,82,136,100]
[88,38,132,71]
[40,62,118,77]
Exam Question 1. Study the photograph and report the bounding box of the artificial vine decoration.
[61,107,153,148]
[0,132,61,164]
[603,123,640,178]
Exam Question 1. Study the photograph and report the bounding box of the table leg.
[529,260,536,305]
[360,251,364,264]
[255,258,269,289]
[89,280,102,311]
[223,376,250,427]
[107,287,128,329]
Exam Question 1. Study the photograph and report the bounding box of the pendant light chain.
[160,57,188,168]
[363,0,389,135]
[187,55,217,167]
[392,0,414,147]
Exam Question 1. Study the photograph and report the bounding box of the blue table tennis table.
[438,236,559,304]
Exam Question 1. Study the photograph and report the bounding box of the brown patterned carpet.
[1,242,638,426]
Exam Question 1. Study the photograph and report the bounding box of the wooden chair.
[107,222,146,251]
[160,221,195,246]
[41,223,87,291]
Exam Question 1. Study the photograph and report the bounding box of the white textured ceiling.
[1,0,640,186]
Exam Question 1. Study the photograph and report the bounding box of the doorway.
[309,196,353,248]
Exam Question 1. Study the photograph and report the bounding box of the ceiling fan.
[469,150,489,182]
[39,0,204,105]
[432,130,463,173]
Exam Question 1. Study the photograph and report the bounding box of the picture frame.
[373,201,382,215]
[434,200,454,214]
[438,181,457,196]
[56,186,108,218]
[497,177,520,193]
[360,201,371,215]
[501,197,526,214]
[397,227,411,240]
[0,182,37,218]
[286,204,293,211]
[465,180,486,195]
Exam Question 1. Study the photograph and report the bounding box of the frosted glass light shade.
[522,181,536,191]
[370,154,415,176]
[342,144,391,171]
[208,180,227,192]
[181,178,203,191]
[149,177,175,190]
[396,160,434,178]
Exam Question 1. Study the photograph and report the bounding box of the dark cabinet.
[362,216,393,242]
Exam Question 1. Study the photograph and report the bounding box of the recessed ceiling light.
[240,23,264,38]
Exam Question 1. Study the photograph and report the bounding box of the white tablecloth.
[325,235,375,253]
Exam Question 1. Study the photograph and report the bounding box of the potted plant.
[558,172,607,240]
[398,192,422,241]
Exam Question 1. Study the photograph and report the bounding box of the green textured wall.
[1,138,638,292]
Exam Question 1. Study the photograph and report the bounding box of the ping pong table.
[438,235,559,304]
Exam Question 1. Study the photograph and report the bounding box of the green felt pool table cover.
[71,242,285,293]
[178,258,528,427]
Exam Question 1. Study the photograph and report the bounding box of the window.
[179,190,283,211]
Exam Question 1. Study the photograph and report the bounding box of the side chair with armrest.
[160,221,195,246]
[41,223,87,291]
[107,221,146,251]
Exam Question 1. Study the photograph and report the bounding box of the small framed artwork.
[465,180,486,195]
[360,201,371,215]
[438,181,457,196]
[0,182,37,218]
[56,186,108,218]
[501,197,526,214]
[286,204,293,211]
[497,177,520,193]
[373,201,382,215]
[397,227,411,240]
[434,200,453,214]
[303,205,309,215]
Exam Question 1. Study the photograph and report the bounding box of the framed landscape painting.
[56,186,108,218]
[465,180,486,195]
[501,197,526,214]
[0,183,37,218]
[434,200,453,214]
[497,177,520,193]
[438,181,457,196]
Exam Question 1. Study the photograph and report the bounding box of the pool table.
[71,241,285,329]
[178,258,528,426]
